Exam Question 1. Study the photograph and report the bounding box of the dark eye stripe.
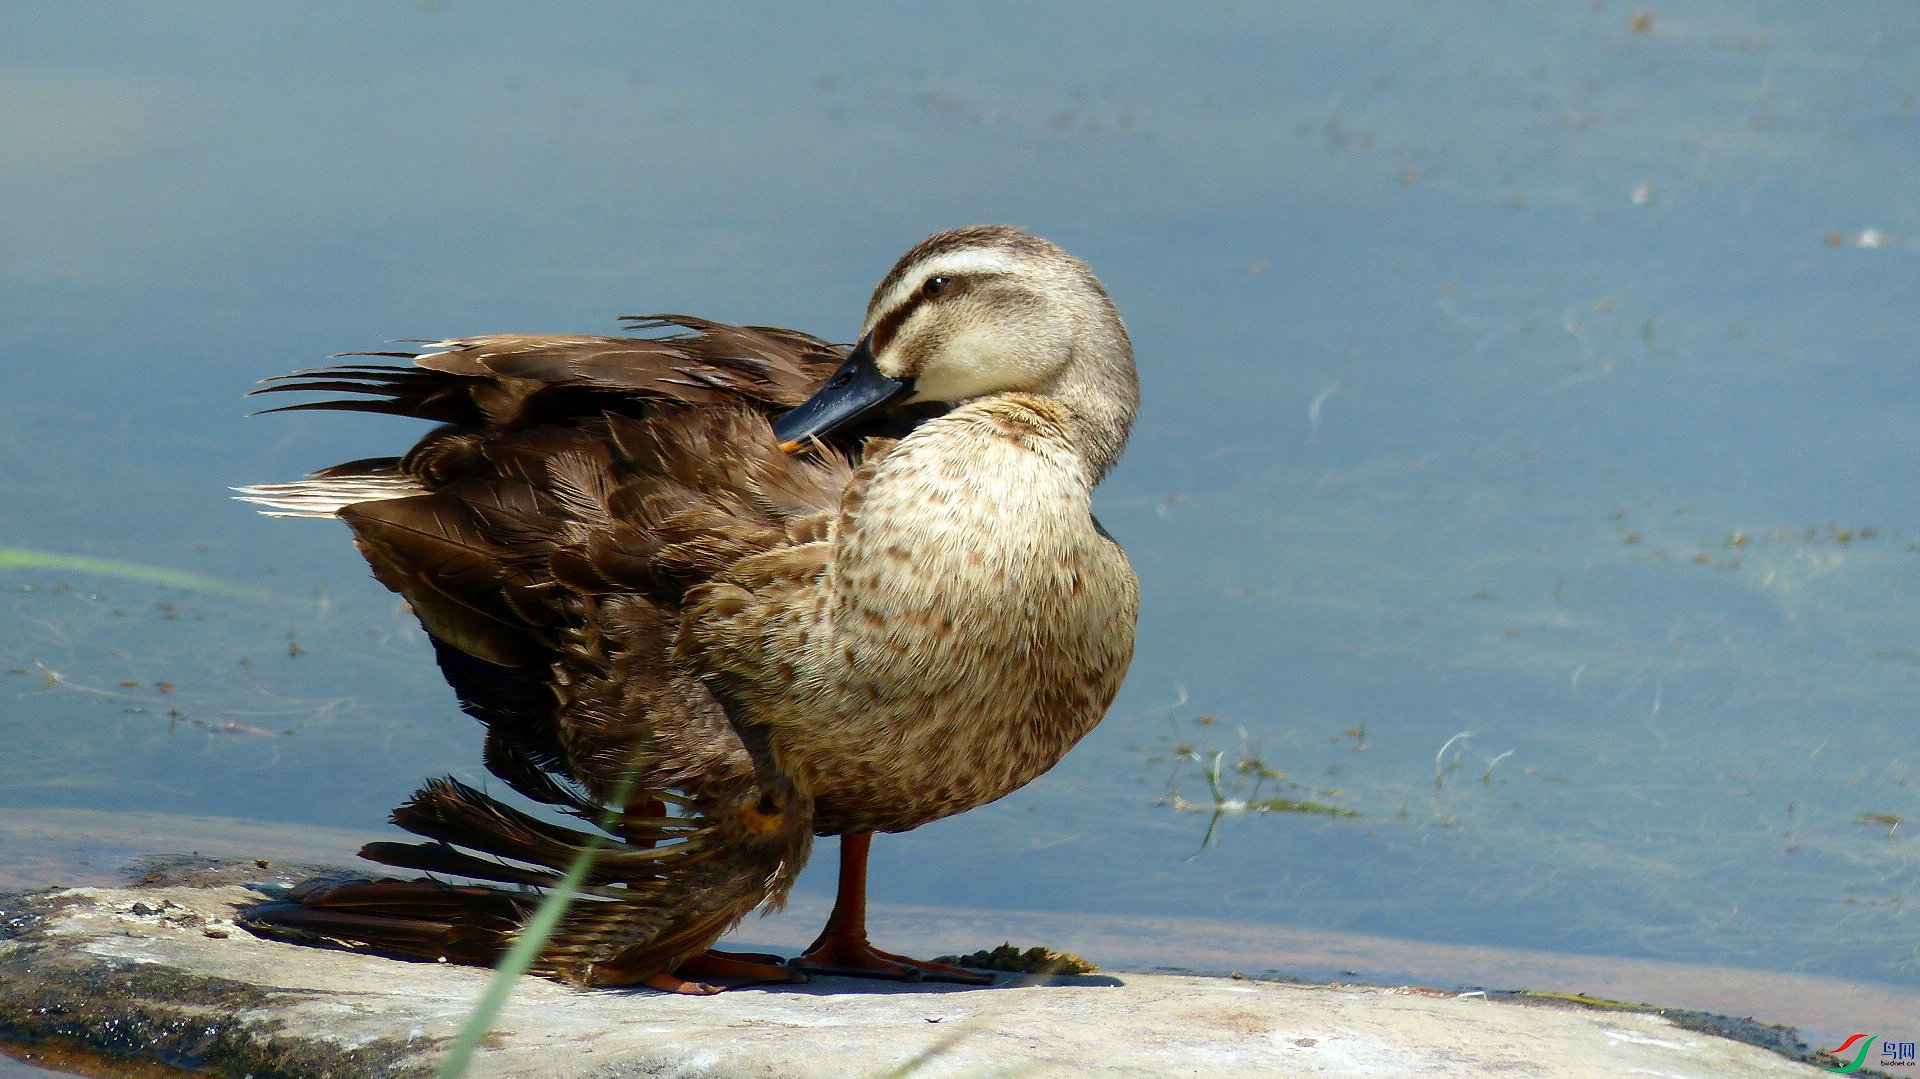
[869,273,974,357]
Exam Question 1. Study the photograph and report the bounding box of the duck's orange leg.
[793,832,992,984]
[645,971,725,995]
[640,948,805,994]
[679,948,805,984]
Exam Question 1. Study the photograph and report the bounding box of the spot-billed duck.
[236,225,1139,993]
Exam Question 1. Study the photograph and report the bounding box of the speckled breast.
[797,402,1141,834]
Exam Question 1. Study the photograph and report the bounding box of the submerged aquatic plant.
[1150,712,1356,857]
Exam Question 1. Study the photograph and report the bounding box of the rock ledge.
[0,867,1829,1078]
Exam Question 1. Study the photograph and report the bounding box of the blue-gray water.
[2,0,1914,1027]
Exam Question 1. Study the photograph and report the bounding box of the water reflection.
[0,1,1913,1037]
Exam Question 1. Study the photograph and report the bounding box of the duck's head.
[775,225,1137,479]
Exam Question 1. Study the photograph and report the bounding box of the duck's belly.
[803,631,1133,834]
[800,529,1138,836]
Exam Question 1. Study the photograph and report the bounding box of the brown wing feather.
[343,419,850,805]
[246,316,868,986]
[251,315,847,425]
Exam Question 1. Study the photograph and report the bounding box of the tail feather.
[238,773,813,986]
[241,900,469,951]
[388,778,700,885]
[244,876,529,966]
[357,840,564,889]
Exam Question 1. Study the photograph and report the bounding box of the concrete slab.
[0,866,1834,1079]
[8,808,1914,1053]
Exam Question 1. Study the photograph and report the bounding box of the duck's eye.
[922,275,952,297]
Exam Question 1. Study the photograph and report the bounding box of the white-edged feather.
[232,474,428,518]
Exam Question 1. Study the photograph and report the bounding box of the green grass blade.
[435,756,647,1079]
[0,547,274,601]
[432,831,609,1079]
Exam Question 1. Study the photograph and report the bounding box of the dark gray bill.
[773,336,916,451]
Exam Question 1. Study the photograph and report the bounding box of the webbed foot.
[795,932,992,985]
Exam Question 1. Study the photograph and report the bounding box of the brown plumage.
[236,226,1140,992]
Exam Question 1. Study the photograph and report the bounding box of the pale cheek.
[913,327,1045,402]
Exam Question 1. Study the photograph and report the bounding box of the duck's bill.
[773,337,917,452]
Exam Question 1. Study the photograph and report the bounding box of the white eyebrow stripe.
[914,249,1019,278]
[869,248,1019,326]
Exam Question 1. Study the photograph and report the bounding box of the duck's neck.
[1042,339,1138,486]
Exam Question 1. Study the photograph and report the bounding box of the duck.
[234,225,1140,994]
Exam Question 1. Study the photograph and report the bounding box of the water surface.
[1,0,1914,1039]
